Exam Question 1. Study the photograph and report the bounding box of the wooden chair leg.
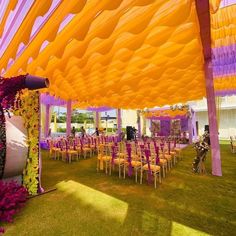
[109,162,112,175]
[154,174,157,189]
[105,161,107,174]
[140,169,143,184]
[135,168,138,183]
[162,166,165,178]
[159,172,162,183]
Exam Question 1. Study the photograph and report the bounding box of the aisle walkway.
[3,145,236,236]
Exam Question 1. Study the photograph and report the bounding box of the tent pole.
[66,100,72,137]
[45,104,50,138]
[95,111,99,129]
[117,109,122,135]
[188,116,193,144]
[204,61,222,176]
[137,111,141,138]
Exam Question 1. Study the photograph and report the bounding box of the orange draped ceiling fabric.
[1,0,235,109]
[1,0,206,109]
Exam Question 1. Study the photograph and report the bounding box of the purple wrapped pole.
[204,61,222,176]
[95,111,99,129]
[117,109,122,135]
[44,104,50,138]
[188,117,193,144]
[66,100,72,137]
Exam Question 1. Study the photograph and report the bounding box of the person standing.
[81,126,86,138]
[132,127,137,140]
[71,126,76,137]
[93,127,99,136]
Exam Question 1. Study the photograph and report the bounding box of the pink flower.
[0,227,5,234]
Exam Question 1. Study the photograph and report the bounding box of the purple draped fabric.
[40,93,66,106]
[181,118,189,132]
[86,106,112,112]
[215,89,236,96]
[212,44,236,78]
[160,120,170,136]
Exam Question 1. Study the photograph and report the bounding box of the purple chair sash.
[88,138,91,148]
[168,141,170,155]
[111,145,116,166]
[160,142,164,153]
[155,146,160,165]
[80,138,83,151]
[126,144,132,177]
[59,140,63,151]
[94,138,97,148]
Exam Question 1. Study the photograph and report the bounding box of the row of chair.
[97,141,182,188]
[47,138,96,162]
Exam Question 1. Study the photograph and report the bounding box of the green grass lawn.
[2,144,236,236]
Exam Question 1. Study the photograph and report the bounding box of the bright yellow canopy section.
[2,0,206,109]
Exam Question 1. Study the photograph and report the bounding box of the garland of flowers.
[0,180,28,222]
[14,91,40,195]
[0,107,6,179]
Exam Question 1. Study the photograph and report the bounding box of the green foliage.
[51,114,66,123]
[51,112,94,124]
[57,127,66,133]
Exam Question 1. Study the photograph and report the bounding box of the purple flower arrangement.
[0,181,28,233]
